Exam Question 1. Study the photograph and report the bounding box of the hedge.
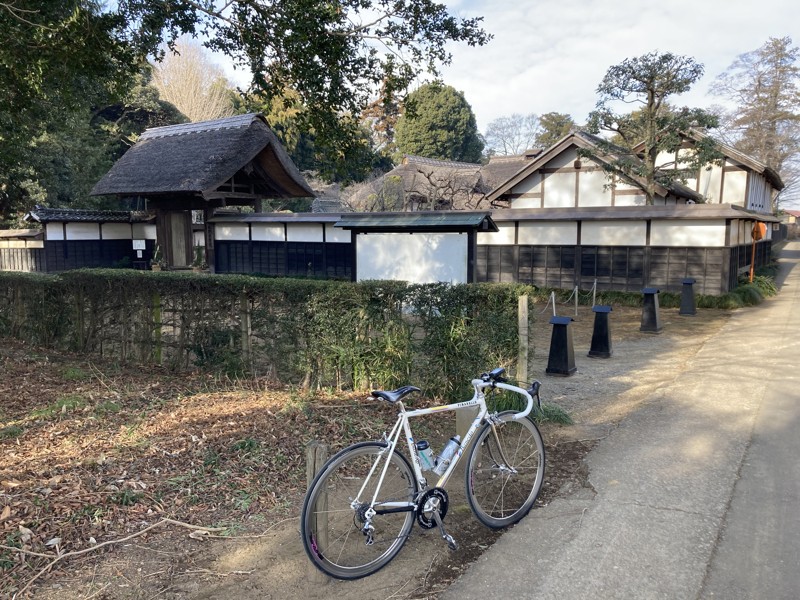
[0,270,536,400]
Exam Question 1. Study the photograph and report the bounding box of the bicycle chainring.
[416,488,449,529]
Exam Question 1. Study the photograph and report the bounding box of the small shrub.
[111,490,142,506]
[0,425,23,440]
[30,394,86,419]
[535,403,573,425]
[733,283,764,306]
[62,366,89,381]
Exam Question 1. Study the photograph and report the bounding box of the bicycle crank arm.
[432,506,458,551]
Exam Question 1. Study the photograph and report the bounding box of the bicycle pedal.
[444,534,458,551]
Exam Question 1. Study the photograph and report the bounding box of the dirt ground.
[0,301,731,599]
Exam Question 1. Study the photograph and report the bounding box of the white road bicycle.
[300,367,546,580]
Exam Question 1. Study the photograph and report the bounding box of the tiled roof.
[24,207,154,223]
[335,211,497,231]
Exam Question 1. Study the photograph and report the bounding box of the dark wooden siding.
[215,241,353,280]
[477,241,772,295]
[43,240,153,272]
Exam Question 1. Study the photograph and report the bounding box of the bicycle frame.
[356,379,535,517]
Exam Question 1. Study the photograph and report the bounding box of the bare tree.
[712,36,800,209]
[483,113,541,156]
[151,39,235,122]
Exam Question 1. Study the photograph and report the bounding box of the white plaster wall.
[578,170,611,207]
[132,224,156,240]
[101,223,132,240]
[544,147,578,169]
[46,223,64,241]
[511,196,541,209]
[518,221,578,245]
[325,223,351,243]
[543,172,575,208]
[357,232,467,284]
[651,219,726,247]
[193,231,205,247]
[614,194,647,206]
[251,224,285,242]
[582,221,646,246]
[287,223,323,242]
[478,222,515,246]
[216,224,250,241]
[511,171,541,195]
[27,240,44,249]
[722,170,747,206]
[65,223,100,240]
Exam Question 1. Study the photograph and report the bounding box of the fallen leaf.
[0,505,10,522]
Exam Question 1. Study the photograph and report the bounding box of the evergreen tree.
[584,51,721,204]
[395,82,483,163]
[535,112,577,149]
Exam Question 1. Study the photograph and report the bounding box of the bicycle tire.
[300,441,418,580]
[465,411,545,529]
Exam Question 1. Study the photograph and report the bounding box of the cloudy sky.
[433,0,797,131]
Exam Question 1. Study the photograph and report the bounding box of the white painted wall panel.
[518,221,577,245]
[65,223,100,240]
[578,170,611,207]
[544,147,578,169]
[722,170,747,206]
[614,194,647,206]
[46,223,64,241]
[101,223,132,240]
[511,172,541,195]
[216,224,250,241]
[705,165,724,202]
[357,232,467,283]
[651,219,726,247]
[511,196,541,209]
[287,223,323,242]
[543,172,575,208]
[251,224,285,242]
[582,221,646,246]
[325,223,351,243]
[132,224,156,240]
[478,222,515,245]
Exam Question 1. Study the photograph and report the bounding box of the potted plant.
[151,244,165,271]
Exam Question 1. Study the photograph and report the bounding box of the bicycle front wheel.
[301,441,418,580]
[466,411,545,529]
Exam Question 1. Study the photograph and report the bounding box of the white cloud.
[439,0,798,131]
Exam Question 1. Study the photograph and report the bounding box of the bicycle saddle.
[371,386,421,403]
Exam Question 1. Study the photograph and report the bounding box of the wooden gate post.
[306,441,329,584]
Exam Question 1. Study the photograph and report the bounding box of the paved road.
[444,241,800,600]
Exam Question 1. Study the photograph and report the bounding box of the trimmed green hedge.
[0,270,535,399]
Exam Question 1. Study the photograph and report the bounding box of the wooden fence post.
[239,293,252,372]
[517,295,529,384]
[306,441,329,584]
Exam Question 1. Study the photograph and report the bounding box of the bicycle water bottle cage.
[371,386,421,403]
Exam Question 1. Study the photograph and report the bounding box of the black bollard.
[546,316,576,376]
[679,278,697,316]
[640,287,662,333]
[588,305,613,358]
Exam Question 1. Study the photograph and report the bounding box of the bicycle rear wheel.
[301,441,417,580]
[465,411,545,529]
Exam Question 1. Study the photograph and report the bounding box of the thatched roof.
[345,151,543,212]
[91,114,313,199]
